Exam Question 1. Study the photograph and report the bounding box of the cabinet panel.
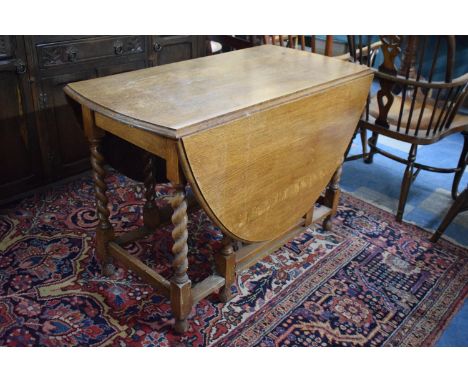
[96,59,147,77]
[0,36,14,59]
[0,36,42,201]
[39,70,96,178]
[36,36,147,69]
[150,35,204,66]
[0,35,206,204]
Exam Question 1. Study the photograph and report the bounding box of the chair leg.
[364,132,379,164]
[431,188,468,242]
[344,127,358,160]
[344,126,369,162]
[359,127,368,161]
[396,144,418,222]
[451,131,468,200]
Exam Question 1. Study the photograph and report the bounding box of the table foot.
[219,288,233,303]
[170,280,192,334]
[322,216,333,231]
[102,263,116,277]
[174,318,189,334]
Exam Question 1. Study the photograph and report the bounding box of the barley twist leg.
[90,137,115,276]
[143,152,160,230]
[170,186,192,334]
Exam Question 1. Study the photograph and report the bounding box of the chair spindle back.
[263,35,334,56]
[349,35,468,138]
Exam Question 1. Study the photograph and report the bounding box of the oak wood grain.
[180,75,373,242]
[70,45,374,333]
[64,45,371,138]
[234,204,331,272]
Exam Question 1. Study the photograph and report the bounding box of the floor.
[343,131,467,346]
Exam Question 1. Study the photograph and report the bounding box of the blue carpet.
[342,131,467,346]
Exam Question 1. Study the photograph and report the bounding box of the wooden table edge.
[64,68,372,140]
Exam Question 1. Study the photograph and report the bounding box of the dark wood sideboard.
[0,35,206,204]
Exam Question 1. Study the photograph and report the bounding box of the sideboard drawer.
[36,36,146,68]
[0,36,14,59]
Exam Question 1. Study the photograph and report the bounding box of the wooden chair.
[346,35,468,222]
[430,186,467,242]
[262,35,334,56]
[342,38,383,161]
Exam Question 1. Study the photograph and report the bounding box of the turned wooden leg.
[88,130,115,276]
[431,188,468,242]
[452,131,468,200]
[215,236,236,303]
[344,127,358,160]
[304,205,315,227]
[365,132,379,164]
[170,185,192,334]
[323,164,342,231]
[359,127,368,161]
[397,144,417,222]
[143,152,160,230]
[344,126,368,162]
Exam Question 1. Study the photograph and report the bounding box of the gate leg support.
[323,164,343,231]
[143,152,160,230]
[215,237,236,303]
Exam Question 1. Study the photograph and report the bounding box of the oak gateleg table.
[64,45,373,333]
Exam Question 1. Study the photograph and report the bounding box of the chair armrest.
[354,40,383,63]
[337,40,382,64]
[375,70,468,89]
[335,52,351,61]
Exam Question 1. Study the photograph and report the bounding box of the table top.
[65,45,371,138]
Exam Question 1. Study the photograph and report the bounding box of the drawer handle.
[15,59,27,74]
[114,41,124,55]
[66,47,78,62]
[153,42,163,52]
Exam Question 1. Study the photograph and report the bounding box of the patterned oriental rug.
[0,171,466,346]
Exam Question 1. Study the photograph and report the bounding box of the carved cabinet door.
[37,70,96,179]
[0,35,208,204]
[149,35,206,66]
[0,36,43,201]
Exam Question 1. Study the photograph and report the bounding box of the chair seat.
[369,93,468,132]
